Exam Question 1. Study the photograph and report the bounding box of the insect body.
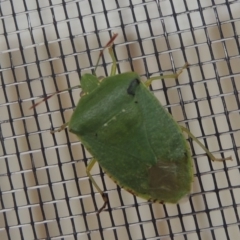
[31,34,231,213]
[69,72,193,204]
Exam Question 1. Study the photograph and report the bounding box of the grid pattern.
[0,0,240,239]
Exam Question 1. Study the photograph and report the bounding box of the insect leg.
[144,63,189,87]
[180,126,232,162]
[50,122,69,134]
[108,45,117,76]
[86,158,108,214]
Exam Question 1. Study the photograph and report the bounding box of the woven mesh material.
[0,0,240,239]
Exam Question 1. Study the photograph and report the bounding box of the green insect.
[31,34,232,214]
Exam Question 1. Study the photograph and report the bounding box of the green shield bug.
[31,33,232,214]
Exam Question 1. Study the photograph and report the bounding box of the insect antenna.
[30,33,118,110]
[29,86,79,110]
[93,33,118,75]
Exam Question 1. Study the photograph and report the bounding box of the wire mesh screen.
[0,0,240,239]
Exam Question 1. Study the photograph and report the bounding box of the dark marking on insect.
[127,78,140,96]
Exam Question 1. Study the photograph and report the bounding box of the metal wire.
[0,0,240,239]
